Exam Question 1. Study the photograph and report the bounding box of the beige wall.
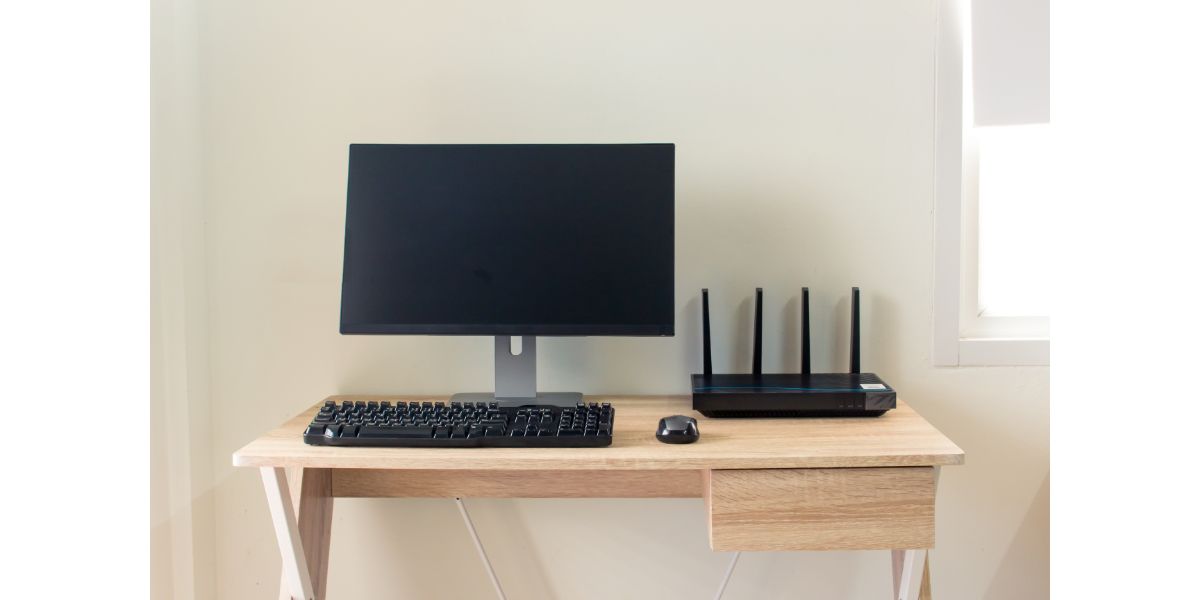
[158,0,1048,597]
[152,0,215,597]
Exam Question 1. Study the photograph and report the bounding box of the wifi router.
[691,287,897,418]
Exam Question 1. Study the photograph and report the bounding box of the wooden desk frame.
[235,396,963,600]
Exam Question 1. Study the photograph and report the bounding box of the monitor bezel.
[337,142,676,337]
[338,323,675,336]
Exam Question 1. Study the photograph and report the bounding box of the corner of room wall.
[150,0,216,597]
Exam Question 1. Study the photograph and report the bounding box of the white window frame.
[933,0,1050,367]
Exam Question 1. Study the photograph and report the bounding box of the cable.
[457,496,736,600]
[713,551,741,600]
[455,498,508,600]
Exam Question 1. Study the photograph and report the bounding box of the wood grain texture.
[277,468,333,600]
[332,469,703,498]
[922,556,932,600]
[706,467,935,551]
[892,550,904,597]
[233,396,964,470]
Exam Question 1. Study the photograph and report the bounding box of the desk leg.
[261,467,333,600]
[891,550,931,600]
[892,465,938,600]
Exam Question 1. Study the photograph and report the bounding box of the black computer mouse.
[656,415,699,444]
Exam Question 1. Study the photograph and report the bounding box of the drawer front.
[705,467,935,551]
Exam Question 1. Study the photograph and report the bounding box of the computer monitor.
[340,143,675,405]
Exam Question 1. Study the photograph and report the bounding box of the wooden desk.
[234,395,963,600]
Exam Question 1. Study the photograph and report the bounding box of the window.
[933,0,1051,366]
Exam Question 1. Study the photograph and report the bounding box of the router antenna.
[752,288,763,376]
[849,287,861,374]
[702,289,712,377]
[801,287,811,375]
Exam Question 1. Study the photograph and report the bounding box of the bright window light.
[975,123,1053,317]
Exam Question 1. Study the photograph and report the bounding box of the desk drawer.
[705,467,935,551]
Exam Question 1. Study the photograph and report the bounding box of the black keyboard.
[303,400,614,447]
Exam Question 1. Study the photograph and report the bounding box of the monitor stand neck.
[450,336,583,408]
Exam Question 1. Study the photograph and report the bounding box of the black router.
[691,287,897,418]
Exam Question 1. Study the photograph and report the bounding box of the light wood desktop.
[234,395,963,600]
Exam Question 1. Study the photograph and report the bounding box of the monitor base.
[451,392,583,408]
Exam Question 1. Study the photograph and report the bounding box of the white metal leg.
[456,498,508,600]
[893,549,927,600]
[261,467,315,600]
[713,551,741,600]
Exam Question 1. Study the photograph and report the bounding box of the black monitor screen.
[340,144,674,335]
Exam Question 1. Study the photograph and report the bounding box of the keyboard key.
[358,426,433,439]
